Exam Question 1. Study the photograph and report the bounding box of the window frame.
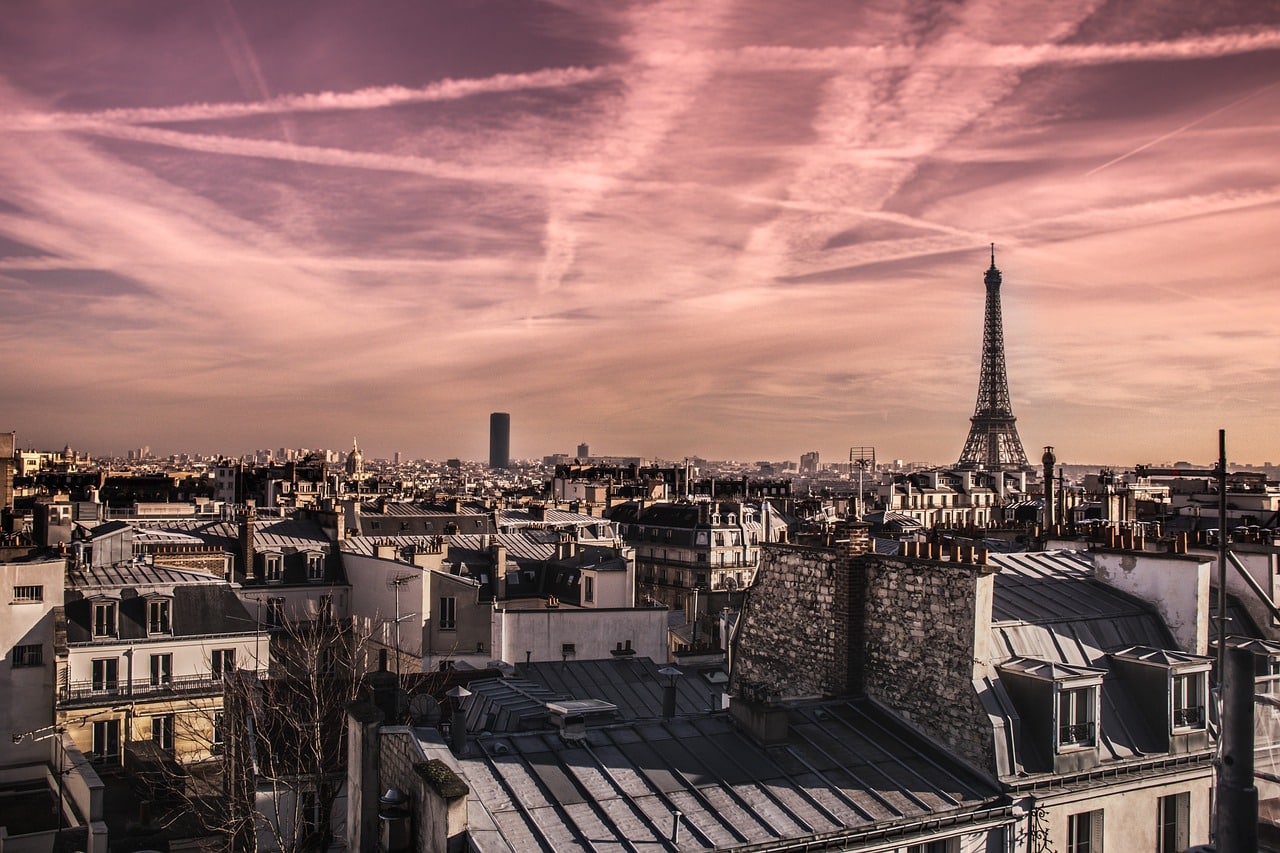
[12,585,43,603]
[147,598,172,635]
[212,648,236,680]
[91,657,120,693]
[306,552,325,582]
[92,719,121,762]
[93,601,118,638]
[1171,671,1206,729]
[12,643,43,667]
[151,714,174,752]
[438,596,457,631]
[1057,684,1096,749]
[1067,808,1103,853]
[150,652,173,686]
[1157,792,1190,853]
[264,553,284,584]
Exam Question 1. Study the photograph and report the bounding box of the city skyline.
[1,2,1278,465]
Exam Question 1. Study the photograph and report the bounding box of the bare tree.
[151,613,375,852]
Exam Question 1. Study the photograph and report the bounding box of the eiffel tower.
[957,245,1029,470]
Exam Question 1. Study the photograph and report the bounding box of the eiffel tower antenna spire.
[957,244,1030,471]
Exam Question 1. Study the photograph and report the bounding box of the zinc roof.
[427,699,1005,852]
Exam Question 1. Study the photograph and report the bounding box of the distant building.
[798,450,819,475]
[488,413,509,470]
[576,442,589,459]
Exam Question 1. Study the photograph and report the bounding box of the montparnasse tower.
[956,245,1030,471]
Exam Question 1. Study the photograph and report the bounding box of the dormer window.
[147,599,171,635]
[1172,671,1205,729]
[93,601,117,638]
[1109,645,1212,751]
[306,552,325,582]
[997,657,1105,771]
[265,553,283,583]
[1057,685,1096,747]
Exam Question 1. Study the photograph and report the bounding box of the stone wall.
[860,555,996,772]
[732,526,868,699]
[732,543,843,698]
[731,528,996,773]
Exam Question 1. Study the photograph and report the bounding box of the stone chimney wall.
[859,554,996,772]
[732,530,870,699]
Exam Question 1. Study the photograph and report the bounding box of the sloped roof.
[424,698,1005,851]
[984,549,1202,777]
[516,657,721,721]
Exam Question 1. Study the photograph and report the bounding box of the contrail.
[1086,78,1280,177]
[4,66,617,132]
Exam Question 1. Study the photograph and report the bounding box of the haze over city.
[1,1,1277,465]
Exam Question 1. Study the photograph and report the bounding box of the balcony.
[1174,706,1204,728]
[59,670,269,705]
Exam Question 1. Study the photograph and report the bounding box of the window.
[584,576,594,603]
[561,643,576,658]
[1158,792,1189,853]
[439,596,457,631]
[12,643,42,667]
[92,719,120,762]
[1172,673,1205,728]
[212,712,226,748]
[12,585,42,603]
[267,597,285,628]
[91,658,119,693]
[1067,809,1103,853]
[150,653,172,686]
[151,714,174,752]
[148,599,171,634]
[93,601,117,637]
[307,552,325,582]
[1058,686,1095,747]
[212,648,236,680]
[265,554,283,583]
[319,594,334,626]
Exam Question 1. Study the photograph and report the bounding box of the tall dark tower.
[489,412,510,469]
[957,245,1029,471]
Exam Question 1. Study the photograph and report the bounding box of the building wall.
[492,606,667,664]
[1021,770,1210,853]
[1092,550,1211,655]
[0,557,64,766]
[423,571,488,670]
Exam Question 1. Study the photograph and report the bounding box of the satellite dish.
[724,577,738,592]
[408,693,441,726]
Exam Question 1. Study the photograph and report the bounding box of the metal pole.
[1215,644,1259,853]
[1217,429,1227,680]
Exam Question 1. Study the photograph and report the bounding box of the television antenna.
[849,447,876,522]
[386,572,419,677]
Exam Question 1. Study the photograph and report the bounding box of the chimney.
[490,541,508,580]
[240,502,257,580]
[345,699,384,853]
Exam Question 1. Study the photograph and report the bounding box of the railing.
[1058,723,1094,746]
[1174,706,1204,728]
[59,670,269,703]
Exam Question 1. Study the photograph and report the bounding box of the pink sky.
[1,1,1278,466]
